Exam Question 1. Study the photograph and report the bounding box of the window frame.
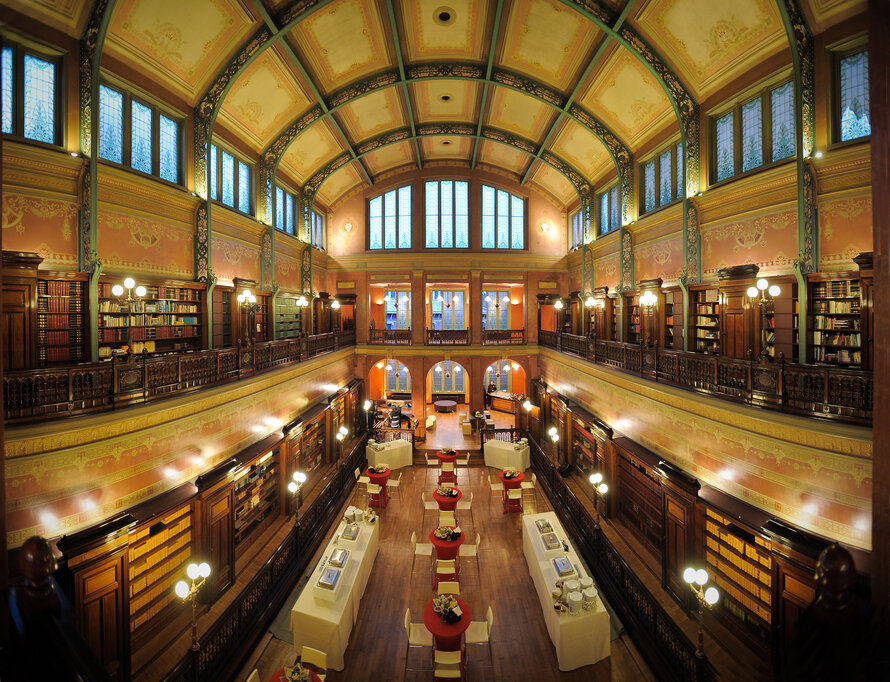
[209,140,254,216]
[273,183,298,236]
[1,38,64,148]
[708,78,796,187]
[367,184,412,250]
[595,183,620,235]
[312,209,325,250]
[830,40,871,147]
[569,208,584,250]
[480,183,527,250]
[638,141,683,217]
[425,179,470,249]
[97,79,184,186]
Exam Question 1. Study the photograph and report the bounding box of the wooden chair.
[456,491,475,530]
[424,452,439,485]
[367,483,382,508]
[504,488,523,514]
[455,452,471,485]
[300,645,327,680]
[488,474,504,508]
[439,461,456,484]
[521,471,537,507]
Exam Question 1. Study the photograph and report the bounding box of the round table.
[429,526,465,560]
[365,466,391,507]
[270,667,322,682]
[423,597,472,651]
[433,400,457,413]
[436,450,458,463]
[500,470,524,513]
[433,487,462,511]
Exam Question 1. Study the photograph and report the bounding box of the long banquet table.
[483,439,530,470]
[522,511,610,670]
[291,518,380,670]
[366,439,413,469]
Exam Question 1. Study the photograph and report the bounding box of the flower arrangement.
[436,485,458,497]
[503,468,520,479]
[440,447,455,455]
[432,593,461,623]
[283,665,312,681]
[368,465,388,474]
[434,525,460,540]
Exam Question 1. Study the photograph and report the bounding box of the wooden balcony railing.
[3,330,355,424]
[369,425,415,445]
[426,329,469,345]
[538,331,872,425]
[368,328,412,344]
[481,328,525,345]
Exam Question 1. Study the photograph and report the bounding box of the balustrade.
[425,328,469,345]
[368,328,412,344]
[481,328,525,345]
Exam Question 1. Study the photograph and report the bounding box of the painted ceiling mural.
[39,0,847,207]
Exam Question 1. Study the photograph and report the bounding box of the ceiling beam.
[470,0,506,170]
[384,0,422,170]
[250,0,373,186]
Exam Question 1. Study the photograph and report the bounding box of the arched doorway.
[367,359,412,402]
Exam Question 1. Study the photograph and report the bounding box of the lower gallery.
[0,0,886,680]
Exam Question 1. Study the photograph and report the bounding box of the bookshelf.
[791,286,799,363]
[703,507,773,641]
[809,278,862,366]
[301,411,326,472]
[664,292,675,349]
[127,502,192,649]
[212,286,233,348]
[616,448,664,559]
[609,298,618,341]
[274,294,304,339]
[233,449,280,558]
[37,277,86,366]
[693,288,720,354]
[97,281,204,357]
[626,295,641,344]
[254,293,270,342]
[572,420,602,472]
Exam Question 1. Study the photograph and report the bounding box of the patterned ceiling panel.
[548,119,612,181]
[399,0,489,63]
[316,162,364,205]
[477,140,529,175]
[289,0,393,95]
[634,0,787,99]
[335,87,407,142]
[411,80,481,124]
[485,86,555,142]
[802,0,867,33]
[3,0,90,37]
[279,119,345,185]
[217,46,315,149]
[497,0,601,93]
[578,45,674,149]
[105,0,258,104]
[361,140,416,176]
[528,162,577,205]
[420,136,474,162]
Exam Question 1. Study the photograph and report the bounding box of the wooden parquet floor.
[237,459,655,682]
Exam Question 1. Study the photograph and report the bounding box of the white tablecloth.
[522,512,610,670]
[291,518,380,670]
[483,440,530,470]
[366,439,413,469]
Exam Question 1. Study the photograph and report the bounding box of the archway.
[367,359,412,402]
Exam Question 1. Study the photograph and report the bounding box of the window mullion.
[762,91,771,167]
[123,95,132,168]
[14,47,25,136]
[152,108,160,177]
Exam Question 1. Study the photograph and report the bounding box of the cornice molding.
[698,163,798,225]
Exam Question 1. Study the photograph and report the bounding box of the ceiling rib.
[249,0,373,186]
[383,0,422,171]
[470,0,506,170]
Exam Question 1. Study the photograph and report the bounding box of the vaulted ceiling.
[9,0,867,207]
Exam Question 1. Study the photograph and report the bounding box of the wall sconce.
[237,288,259,310]
[540,221,552,234]
[747,278,780,361]
[683,567,720,659]
[363,400,372,411]
[111,277,147,301]
[640,290,658,310]
[553,299,564,310]
[342,221,353,234]
[584,295,595,308]
[522,399,532,412]
[331,299,341,309]
[296,295,309,307]
[548,426,559,442]
[174,561,212,651]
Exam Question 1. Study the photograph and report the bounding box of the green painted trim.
[383,0,423,170]
[471,0,505,169]
[677,277,689,352]
[794,261,808,363]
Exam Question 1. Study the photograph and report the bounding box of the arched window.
[481,185,525,249]
[425,180,469,248]
[485,362,512,392]
[385,360,410,393]
[369,185,411,249]
[431,361,465,393]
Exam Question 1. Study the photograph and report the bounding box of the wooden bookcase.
[274,293,305,339]
[301,410,326,473]
[664,291,676,349]
[703,507,773,643]
[616,443,664,560]
[98,280,204,357]
[233,449,280,559]
[791,284,799,362]
[692,287,720,354]
[625,294,641,344]
[609,295,618,341]
[808,277,863,367]
[254,293,270,342]
[37,274,87,366]
[212,286,233,348]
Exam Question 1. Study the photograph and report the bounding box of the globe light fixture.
[684,565,720,659]
[747,276,781,361]
[175,561,212,651]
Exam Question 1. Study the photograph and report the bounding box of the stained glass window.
[840,50,870,141]
[238,162,250,213]
[482,184,524,249]
[159,114,178,183]
[130,100,152,173]
[599,193,609,235]
[23,54,55,143]
[659,150,672,205]
[209,144,218,201]
[424,180,467,248]
[432,290,466,329]
[455,181,469,248]
[369,185,410,249]
[384,290,410,329]
[385,360,411,392]
[485,363,511,392]
[571,210,583,249]
[482,290,510,330]
[741,97,762,172]
[313,210,324,249]
[769,83,794,161]
[430,361,464,393]
[2,48,12,135]
[675,143,683,199]
[98,85,123,164]
[716,112,734,182]
[275,186,285,229]
[221,151,234,207]
[610,186,619,231]
[644,160,655,212]
[285,193,294,233]
[441,181,454,248]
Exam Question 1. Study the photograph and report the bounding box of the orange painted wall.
[701,208,799,277]
[634,235,684,283]
[594,254,619,290]
[211,235,261,284]
[275,253,303,291]
[540,305,556,331]
[818,192,873,270]
[2,193,79,269]
[510,285,525,328]
[98,208,193,278]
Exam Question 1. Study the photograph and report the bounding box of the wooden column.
[410,270,424,345]
[469,270,482,345]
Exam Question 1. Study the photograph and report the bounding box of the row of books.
[129,325,198,340]
[39,280,84,297]
[98,300,199,313]
[812,316,860,330]
[37,330,81,346]
[98,285,201,302]
[814,347,862,364]
[812,300,860,314]
[39,347,83,362]
[812,331,861,345]
[812,281,859,298]
[39,297,84,312]
[696,316,718,327]
[696,329,718,339]
[38,313,83,328]
[100,314,199,327]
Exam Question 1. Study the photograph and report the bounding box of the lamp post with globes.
[588,473,609,529]
[288,470,307,513]
[174,561,212,651]
[746,278,781,361]
[683,567,720,659]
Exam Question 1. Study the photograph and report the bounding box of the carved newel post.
[15,536,60,625]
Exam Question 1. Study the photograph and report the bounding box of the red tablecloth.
[423,597,471,651]
[429,526,465,560]
[500,470,524,512]
[433,487,462,511]
[436,450,458,463]
[365,467,391,507]
[269,667,321,682]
